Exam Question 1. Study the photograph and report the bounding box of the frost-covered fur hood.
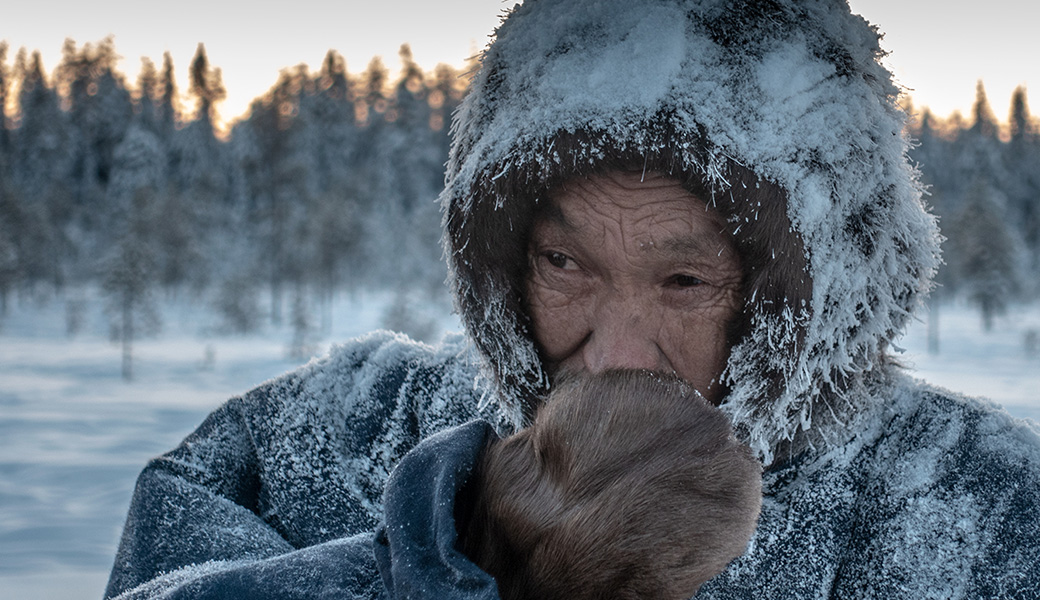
[440,0,940,463]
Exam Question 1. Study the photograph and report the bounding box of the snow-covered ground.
[895,301,1040,423]
[1,293,1038,600]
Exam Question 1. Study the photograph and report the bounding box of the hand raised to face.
[462,369,762,600]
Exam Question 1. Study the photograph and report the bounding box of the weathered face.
[525,171,743,404]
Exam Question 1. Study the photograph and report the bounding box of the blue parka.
[107,0,1040,597]
[105,332,1040,599]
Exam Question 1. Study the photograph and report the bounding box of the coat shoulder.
[841,378,1040,598]
[229,329,489,544]
[700,377,1040,599]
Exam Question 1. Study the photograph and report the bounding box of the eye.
[544,251,576,270]
[670,274,705,288]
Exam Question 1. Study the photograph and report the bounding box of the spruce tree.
[136,57,160,132]
[948,180,1023,331]
[939,82,1007,225]
[359,56,388,126]
[429,62,464,138]
[167,44,230,291]
[57,38,134,244]
[232,66,311,323]
[188,43,226,127]
[0,44,15,310]
[1009,86,1034,144]
[970,80,999,140]
[391,45,428,128]
[12,50,74,290]
[308,51,362,324]
[0,43,10,168]
[1006,86,1040,291]
[158,52,179,140]
[102,126,164,380]
[311,50,357,193]
[102,202,160,380]
[175,43,228,199]
[14,50,70,183]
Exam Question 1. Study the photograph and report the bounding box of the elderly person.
[105,1,1040,599]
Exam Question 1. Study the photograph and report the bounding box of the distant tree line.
[0,39,466,373]
[0,39,1038,353]
[907,82,1040,330]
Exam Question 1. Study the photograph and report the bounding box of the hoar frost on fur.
[443,0,940,463]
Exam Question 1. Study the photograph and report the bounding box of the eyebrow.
[658,235,726,260]
[535,202,732,259]
[536,202,574,231]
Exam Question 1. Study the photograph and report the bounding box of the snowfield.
[1,293,1037,599]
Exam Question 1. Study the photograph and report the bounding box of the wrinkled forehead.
[535,170,731,248]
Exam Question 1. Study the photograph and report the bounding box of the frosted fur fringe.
[441,0,941,464]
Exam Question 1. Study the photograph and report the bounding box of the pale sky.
[3,0,1037,129]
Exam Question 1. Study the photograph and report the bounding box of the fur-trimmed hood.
[440,0,940,464]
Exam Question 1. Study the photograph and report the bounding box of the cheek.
[525,278,591,359]
[669,315,729,372]
[661,294,741,394]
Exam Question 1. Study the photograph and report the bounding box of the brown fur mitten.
[462,370,762,600]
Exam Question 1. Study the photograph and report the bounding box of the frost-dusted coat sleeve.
[104,399,296,597]
[109,534,384,600]
[372,421,501,600]
[105,421,504,600]
[105,396,392,599]
[104,332,489,599]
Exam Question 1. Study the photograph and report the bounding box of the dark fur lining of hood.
[445,122,810,425]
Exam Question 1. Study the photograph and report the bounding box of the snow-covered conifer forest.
[0,41,1038,345]
[0,40,462,365]
[1,39,1039,599]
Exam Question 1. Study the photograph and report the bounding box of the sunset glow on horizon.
[4,0,1038,131]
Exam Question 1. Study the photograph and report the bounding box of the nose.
[580,293,667,373]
